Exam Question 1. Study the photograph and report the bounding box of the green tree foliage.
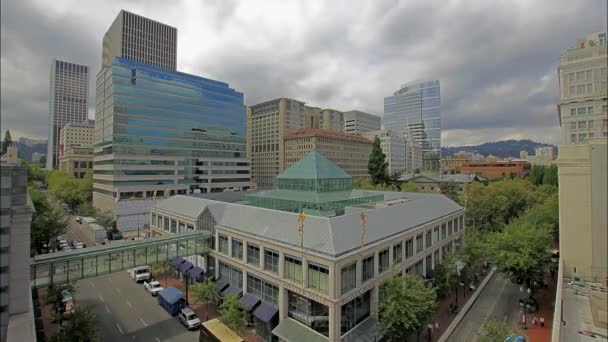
[29,186,69,254]
[220,294,245,332]
[379,274,437,341]
[433,252,461,298]
[477,320,513,342]
[45,283,77,325]
[191,279,219,320]
[50,306,98,342]
[47,171,92,210]
[439,181,460,203]
[94,211,115,229]
[387,171,402,190]
[368,136,389,185]
[2,130,12,154]
[542,165,558,186]
[23,160,47,184]
[485,219,552,293]
[527,165,558,187]
[460,229,487,273]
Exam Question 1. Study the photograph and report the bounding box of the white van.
[128,266,151,282]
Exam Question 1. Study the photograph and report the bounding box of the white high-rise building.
[557,32,608,144]
[362,130,406,175]
[343,110,381,134]
[46,59,89,169]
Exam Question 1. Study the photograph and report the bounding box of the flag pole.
[298,212,306,286]
[360,212,366,248]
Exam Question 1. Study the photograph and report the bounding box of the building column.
[329,303,341,342]
[227,236,233,257]
[278,286,288,319]
[422,254,427,277]
[259,245,265,270]
[328,263,335,299]
[388,245,394,267]
[278,251,285,279]
[214,231,219,254]
[370,285,379,319]
[242,269,248,293]
[374,251,380,278]
[214,256,220,279]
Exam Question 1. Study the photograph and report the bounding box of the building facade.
[383,80,441,155]
[459,160,530,180]
[47,59,89,169]
[405,139,423,175]
[318,109,344,132]
[0,148,36,342]
[93,57,252,230]
[361,130,405,175]
[557,32,608,144]
[343,111,381,134]
[285,129,372,179]
[59,146,93,178]
[150,152,464,341]
[102,10,177,70]
[59,120,95,151]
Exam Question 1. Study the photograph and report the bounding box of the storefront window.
[341,290,371,335]
[308,262,329,293]
[285,255,303,283]
[288,291,329,337]
[341,263,356,294]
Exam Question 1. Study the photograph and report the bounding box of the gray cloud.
[1,0,606,146]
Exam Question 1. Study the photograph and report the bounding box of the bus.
[200,318,244,342]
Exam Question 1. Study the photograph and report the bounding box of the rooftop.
[285,128,372,144]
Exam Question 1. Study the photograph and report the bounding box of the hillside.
[441,139,556,158]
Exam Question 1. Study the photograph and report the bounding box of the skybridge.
[30,230,210,288]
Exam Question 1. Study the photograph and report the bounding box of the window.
[570,108,576,116]
[218,261,243,288]
[187,224,194,231]
[579,121,587,129]
[576,71,585,81]
[247,274,278,305]
[73,161,78,168]
[587,84,593,93]
[588,120,595,129]
[341,290,371,335]
[578,107,587,115]
[393,243,403,264]
[231,238,243,260]
[163,217,169,231]
[341,263,357,294]
[569,86,575,95]
[362,255,374,282]
[568,73,575,82]
[178,221,185,233]
[284,255,303,283]
[434,250,440,267]
[378,249,389,273]
[308,262,329,293]
[577,85,585,94]
[288,291,329,337]
[579,133,588,143]
[218,235,229,255]
[570,122,577,130]
[264,248,279,273]
[441,224,447,239]
[416,234,424,253]
[588,107,594,115]
[433,226,439,243]
[405,238,414,259]
[571,134,577,143]
[448,221,453,236]
[586,70,592,81]
[426,230,432,248]
[247,243,260,266]
[151,213,157,226]
[170,219,177,233]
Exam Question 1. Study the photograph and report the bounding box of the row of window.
[151,214,194,233]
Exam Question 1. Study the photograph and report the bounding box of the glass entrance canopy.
[30,230,210,288]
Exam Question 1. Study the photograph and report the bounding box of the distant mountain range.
[441,139,557,158]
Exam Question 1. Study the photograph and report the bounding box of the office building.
[362,130,405,175]
[384,80,441,155]
[557,32,608,144]
[552,138,607,340]
[440,155,471,172]
[285,129,372,178]
[459,160,530,180]
[0,147,36,342]
[31,153,45,164]
[102,10,177,70]
[405,138,423,175]
[400,174,487,194]
[59,146,93,179]
[59,120,95,150]
[247,98,308,189]
[535,146,556,161]
[343,111,381,134]
[46,59,89,169]
[318,109,344,132]
[150,151,465,341]
[93,57,252,230]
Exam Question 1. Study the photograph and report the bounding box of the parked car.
[75,216,83,224]
[128,265,151,282]
[62,290,75,316]
[178,307,201,330]
[144,280,164,296]
[72,240,84,249]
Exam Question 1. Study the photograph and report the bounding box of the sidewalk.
[515,272,557,342]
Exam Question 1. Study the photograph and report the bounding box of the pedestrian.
[532,316,537,326]
[540,317,545,327]
[435,322,439,330]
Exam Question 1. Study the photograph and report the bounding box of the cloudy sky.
[1,0,605,146]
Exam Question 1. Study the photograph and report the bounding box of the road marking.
[98,294,104,303]
[155,337,161,342]
[116,323,124,334]
[140,318,148,327]
[126,300,133,308]
[105,305,111,313]
[116,288,122,295]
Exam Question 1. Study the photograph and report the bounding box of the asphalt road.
[447,272,522,342]
[76,271,198,342]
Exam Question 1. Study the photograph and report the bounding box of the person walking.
[540,317,545,327]
[532,316,538,326]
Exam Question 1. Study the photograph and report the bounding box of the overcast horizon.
[1,0,606,146]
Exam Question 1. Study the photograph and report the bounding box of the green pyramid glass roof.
[277,151,351,180]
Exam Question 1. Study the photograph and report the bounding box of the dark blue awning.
[253,303,278,323]
[188,266,205,281]
[178,261,194,273]
[239,293,260,311]
[170,257,185,267]
[220,285,242,298]
[215,279,229,292]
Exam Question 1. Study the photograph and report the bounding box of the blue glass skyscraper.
[93,57,253,229]
[383,80,441,154]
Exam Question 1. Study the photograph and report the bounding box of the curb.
[438,267,498,342]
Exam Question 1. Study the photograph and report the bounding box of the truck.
[128,265,151,283]
[157,287,186,316]
[144,280,164,296]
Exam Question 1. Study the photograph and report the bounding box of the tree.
[29,187,69,254]
[387,171,402,190]
[2,130,12,154]
[378,274,437,341]
[439,181,459,203]
[477,320,513,342]
[50,306,98,342]
[368,136,389,185]
[47,171,92,211]
[220,294,245,332]
[485,219,552,296]
[542,165,558,186]
[191,279,219,321]
[401,182,419,192]
[588,39,597,47]
[94,211,115,229]
[45,283,77,326]
[433,252,461,298]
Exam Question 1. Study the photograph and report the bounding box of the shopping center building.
[149,151,464,341]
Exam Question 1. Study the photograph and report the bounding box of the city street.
[75,271,198,342]
[448,272,521,341]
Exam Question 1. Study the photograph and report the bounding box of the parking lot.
[75,271,199,341]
